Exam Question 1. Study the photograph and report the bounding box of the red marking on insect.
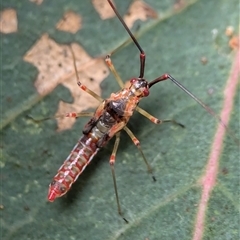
[48,0,238,221]
[66,113,77,118]
[132,137,140,146]
[110,155,115,163]
[105,57,111,66]
[48,181,61,202]
[150,117,160,124]
[80,85,87,91]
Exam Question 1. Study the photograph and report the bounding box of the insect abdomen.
[48,134,99,201]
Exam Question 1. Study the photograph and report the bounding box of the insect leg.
[64,112,94,118]
[27,112,94,123]
[105,55,124,88]
[69,45,103,102]
[136,106,184,128]
[76,82,103,102]
[123,126,156,181]
[109,132,128,223]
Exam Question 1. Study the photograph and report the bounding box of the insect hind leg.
[109,132,128,223]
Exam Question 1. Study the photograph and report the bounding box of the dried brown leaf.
[29,0,44,5]
[225,26,234,37]
[173,0,186,11]
[56,11,82,34]
[0,9,18,34]
[92,0,116,19]
[123,0,158,29]
[24,34,109,131]
[56,57,108,131]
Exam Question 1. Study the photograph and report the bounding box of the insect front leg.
[123,126,156,181]
[105,55,124,88]
[69,45,103,102]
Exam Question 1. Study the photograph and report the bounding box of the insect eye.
[143,88,149,96]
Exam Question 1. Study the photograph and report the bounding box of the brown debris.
[123,0,158,29]
[225,26,234,37]
[224,26,238,50]
[229,35,239,50]
[24,34,109,131]
[29,0,44,5]
[56,11,82,34]
[0,9,18,34]
[92,0,116,19]
[200,56,208,65]
[173,0,186,11]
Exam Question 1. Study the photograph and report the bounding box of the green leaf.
[1,0,239,240]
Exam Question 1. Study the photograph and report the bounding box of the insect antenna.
[107,0,145,78]
[149,74,240,146]
[108,0,239,146]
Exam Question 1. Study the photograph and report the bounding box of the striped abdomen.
[48,134,99,201]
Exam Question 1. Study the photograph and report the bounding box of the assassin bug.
[48,0,238,220]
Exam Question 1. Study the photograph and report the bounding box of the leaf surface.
[1,0,239,240]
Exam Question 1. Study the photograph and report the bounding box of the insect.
[48,0,237,220]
